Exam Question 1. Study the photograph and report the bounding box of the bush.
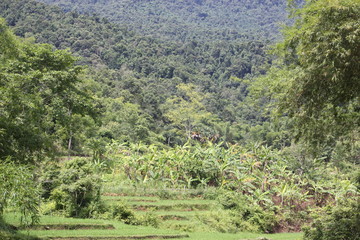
[49,158,102,218]
[107,203,159,227]
[202,187,220,200]
[138,212,159,228]
[38,160,60,199]
[39,201,57,216]
[198,191,278,233]
[303,199,360,240]
[217,191,244,209]
[109,203,136,224]
[0,160,39,226]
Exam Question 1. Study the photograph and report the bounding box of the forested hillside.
[0,0,280,149]
[35,0,290,42]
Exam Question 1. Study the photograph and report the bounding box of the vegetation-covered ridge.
[0,0,277,149]
[35,0,291,43]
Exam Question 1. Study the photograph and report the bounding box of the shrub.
[214,191,279,233]
[39,201,57,216]
[38,160,60,199]
[217,191,244,209]
[107,203,159,227]
[137,212,159,228]
[202,187,220,200]
[198,210,239,233]
[0,160,39,226]
[109,203,136,224]
[49,158,102,218]
[303,199,360,240]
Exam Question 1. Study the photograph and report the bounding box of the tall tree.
[274,0,360,149]
[161,83,215,140]
[0,18,96,163]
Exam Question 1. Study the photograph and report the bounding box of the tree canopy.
[35,0,290,43]
[0,18,95,163]
[254,0,360,151]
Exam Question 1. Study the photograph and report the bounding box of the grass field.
[4,212,303,240]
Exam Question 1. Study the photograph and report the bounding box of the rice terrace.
[4,181,303,240]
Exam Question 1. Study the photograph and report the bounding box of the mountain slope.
[0,0,283,146]
[0,0,271,85]
[35,0,290,42]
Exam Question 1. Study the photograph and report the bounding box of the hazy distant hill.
[35,0,290,42]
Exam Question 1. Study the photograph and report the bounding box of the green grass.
[4,185,304,240]
[186,232,303,240]
[4,213,303,240]
[103,196,215,212]
[101,179,209,199]
[150,210,208,220]
[101,194,304,238]
[102,196,215,205]
[4,213,186,238]
[105,196,215,223]
[148,211,208,216]
[102,195,160,202]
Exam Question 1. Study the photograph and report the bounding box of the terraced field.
[4,213,190,240]
[102,194,215,232]
[4,189,303,240]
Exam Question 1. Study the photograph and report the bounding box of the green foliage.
[303,199,360,240]
[216,191,278,233]
[103,141,359,233]
[105,203,159,227]
[0,0,279,147]
[108,203,136,224]
[0,0,359,237]
[0,19,97,163]
[49,158,101,218]
[199,207,277,234]
[0,18,19,59]
[0,160,39,226]
[100,97,152,144]
[38,160,60,199]
[35,0,289,43]
[162,83,216,139]
[274,0,360,149]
